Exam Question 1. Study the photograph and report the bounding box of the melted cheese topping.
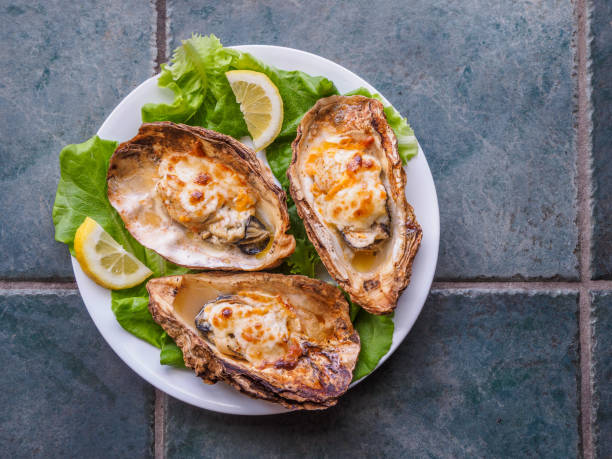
[304,134,387,231]
[156,143,257,242]
[202,292,301,366]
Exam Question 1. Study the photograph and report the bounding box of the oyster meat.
[288,95,422,314]
[107,122,295,270]
[147,273,360,409]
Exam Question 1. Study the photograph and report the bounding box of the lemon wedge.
[226,70,283,151]
[74,217,153,290]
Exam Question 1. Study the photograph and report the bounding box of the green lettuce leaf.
[265,143,321,276]
[111,286,164,348]
[52,34,402,380]
[142,33,338,143]
[283,201,320,277]
[342,289,394,381]
[230,51,338,141]
[141,35,240,127]
[344,87,418,163]
[352,309,395,381]
[52,135,190,366]
[160,332,187,368]
[53,136,120,255]
[349,302,361,322]
[53,135,193,276]
[143,34,334,279]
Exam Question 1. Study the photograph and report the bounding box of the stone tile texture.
[0,290,154,457]
[168,0,579,281]
[0,0,603,457]
[592,292,612,458]
[590,0,612,279]
[165,291,580,458]
[0,0,154,280]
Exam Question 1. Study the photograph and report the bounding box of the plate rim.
[75,44,440,415]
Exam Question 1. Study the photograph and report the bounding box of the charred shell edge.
[287,95,422,314]
[147,273,360,410]
[107,121,295,270]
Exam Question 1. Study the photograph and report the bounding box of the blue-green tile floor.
[1,0,609,456]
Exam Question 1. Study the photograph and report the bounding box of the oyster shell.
[107,122,295,270]
[288,95,422,314]
[147,272,360,410]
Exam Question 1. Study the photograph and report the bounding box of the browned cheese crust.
[288,95,422,314]
[147,272,360,410]
[107,122,295,270]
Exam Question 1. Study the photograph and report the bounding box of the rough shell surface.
[147,272,360,410]
[107,122,295,271]
[288,95,422,314]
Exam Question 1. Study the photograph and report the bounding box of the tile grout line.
[154,389,166,459]
[579,286,594,459]
[3,2,603,457]
[153,1,167,458]
[0,281,77,291]
[3,279,612,293]
[574,0,595,456]
[433,280,602,291]
[154,0,167,74]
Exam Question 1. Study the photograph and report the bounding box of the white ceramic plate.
[72,45,440,415]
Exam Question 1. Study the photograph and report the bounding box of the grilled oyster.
[107,122,295,270]
[147,273,360,409]
[288,95,422,314]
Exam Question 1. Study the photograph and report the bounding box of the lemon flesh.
[226,70,283,151]
[74,217,153,290]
